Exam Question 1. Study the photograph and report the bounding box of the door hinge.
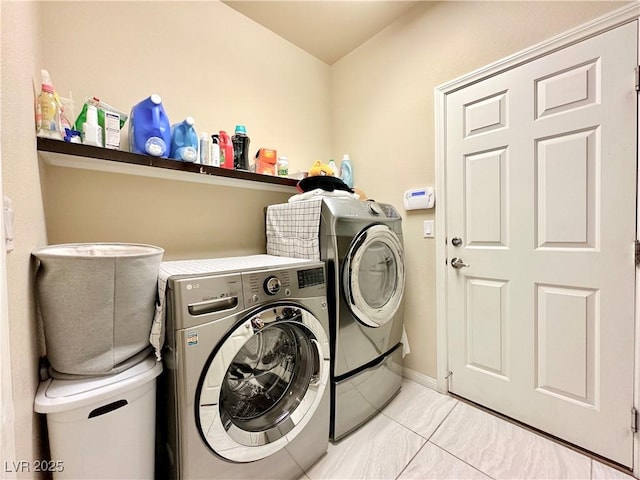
[635,240,640,266]
[636,66,640,92]
[632,407,638,433]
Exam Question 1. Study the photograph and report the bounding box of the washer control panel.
[263,276,282,295]
[243,264,325,305]
[296,266,324,288]
[167,260,326,329]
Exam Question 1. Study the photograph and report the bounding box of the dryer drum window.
[343,224,405,328]
[196,305,329,463]
[358,241,397,309]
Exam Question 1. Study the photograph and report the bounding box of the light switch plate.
[423,220,434,238]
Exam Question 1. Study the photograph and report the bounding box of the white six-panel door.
[445,21,637,467]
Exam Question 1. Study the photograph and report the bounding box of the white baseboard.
[402,367,439,391]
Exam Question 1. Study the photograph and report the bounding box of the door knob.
[451,237,463,247]
[451,257,469,269]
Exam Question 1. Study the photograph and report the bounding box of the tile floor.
[300,379,636,480]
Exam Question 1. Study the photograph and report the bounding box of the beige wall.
[0,0,631,468]
[42,167,292,260]
[39,1,332,174]
[38,1,333,258]
[330,1,626,379]
[1,0,48,471]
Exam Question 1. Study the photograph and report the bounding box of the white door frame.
[0,17,17,478]
[435,2,640,473]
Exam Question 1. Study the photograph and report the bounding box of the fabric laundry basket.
[32,243,163,377]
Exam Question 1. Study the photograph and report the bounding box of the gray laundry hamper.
[33,243,163,377]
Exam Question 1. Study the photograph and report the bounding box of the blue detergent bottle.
[129,94,171,157]
[340,154,354,187]
[169,116,198,162]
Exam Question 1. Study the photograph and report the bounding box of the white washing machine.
[320,198,405,441]
[157,255,330,479]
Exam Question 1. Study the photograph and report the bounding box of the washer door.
[343,224,405,327]
[196,305,329,463]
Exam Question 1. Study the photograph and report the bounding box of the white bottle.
[199,132,211,165]
[82,104,103,147]
[328,159,337,176]
[211,134,221,167]
[277,156,289,177]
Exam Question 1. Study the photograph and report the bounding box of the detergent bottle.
[36,69,63,140]
[340,154,354,187]
[218,131,234,169]
[232,124,250,170]
[170,117,198,162]
[129,94,171,157]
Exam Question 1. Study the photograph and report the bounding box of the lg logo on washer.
[186,283,200,291]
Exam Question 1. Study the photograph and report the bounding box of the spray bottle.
[36,70,62,140]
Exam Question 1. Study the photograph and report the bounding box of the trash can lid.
[34,355,162,414]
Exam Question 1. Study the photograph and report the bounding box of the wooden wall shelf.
[37,138,298,193]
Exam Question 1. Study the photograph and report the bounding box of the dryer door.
[195,304,329,463]
[343,224,405,327]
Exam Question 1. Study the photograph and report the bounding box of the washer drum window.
[195,305,329,463]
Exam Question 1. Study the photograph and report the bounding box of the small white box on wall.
[403,187,435,210]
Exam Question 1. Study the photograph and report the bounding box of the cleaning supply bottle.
[340,154,354,187]
[169,116,198,162]
[199,132,211,166]
[129,94,171,157]
[82,104,103,147]
[211,134,221,167]
[231,124,250,170]
[36,70,63,140]
[218,131,234,169]
[328,159,337,176]
[277,156,289,177]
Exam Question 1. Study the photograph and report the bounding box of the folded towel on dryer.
[266,197,323,261]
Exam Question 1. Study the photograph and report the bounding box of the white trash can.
[34,355,163,480]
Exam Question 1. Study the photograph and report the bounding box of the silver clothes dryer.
[157,256,330,479]
[320,198,406,441]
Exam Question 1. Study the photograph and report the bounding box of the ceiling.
[222,1,423,65]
